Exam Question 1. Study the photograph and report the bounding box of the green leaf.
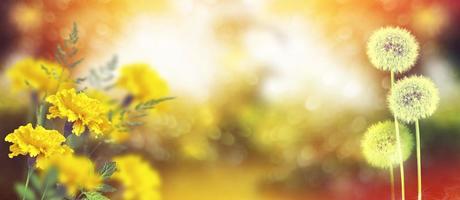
[124,121,144,127]
[66,134,84,149]
[43,166,58,188]
[15,183,36,200]
[69,22,79,44]
[98,162,117,180]
[135,96,175,110]
[83,192,109,200]
[68,47,79,57]
[29,174,41,191]
[75,77,87,84]
[40,64,50,75]
[69,58,84,68]
[97,184,117,193]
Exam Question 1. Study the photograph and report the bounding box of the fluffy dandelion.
[7,58,73,95]
[362,121,414,200]
[388,76,439,200]
[46,88,111,136]
[388,76,440,123]
[117,63,169,103]
[361,121,414,169]
[367,27,419,73]
[112,154,161,200]
[4,123,70,162]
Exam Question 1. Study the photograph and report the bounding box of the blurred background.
[1,0,460,199]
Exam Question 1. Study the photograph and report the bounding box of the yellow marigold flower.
[7,58,73,95]
[86,89,129,143]
[4,123,69,161]
[117,63,169,103]
[46,89,111,137]
[112,155,161,200]
[35,145,74,169]
[53,154,102,196]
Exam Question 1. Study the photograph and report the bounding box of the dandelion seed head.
[361,121,413,169]
[367,27,419,73]
[388,76,439,123]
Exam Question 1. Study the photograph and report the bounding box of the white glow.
[89,1,376,109]
[112,13,218,100]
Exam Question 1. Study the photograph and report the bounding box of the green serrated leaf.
[75,77,87,84]
[69,58,84,68]
[135,97,175,110]
[83,191,109,200]
[15,183,36,200]
[98,162,117,180]
[54,49,65,66]
[97,184,117,193]
[40,64,50,75]
[130,113,148,119]
[68,47,79,57]
[125,121,145,127]
[69,22,79,44]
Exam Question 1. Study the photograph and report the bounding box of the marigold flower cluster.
[4,54,169,199]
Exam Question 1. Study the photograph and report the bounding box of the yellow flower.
[7,58,73,96]
[86,89,130,143]
[35,145,74,169]
[46,89,111,137]
[52,154,102,196]
[112,155,161,200]
[4,123,69,161]
[117,63,169,103]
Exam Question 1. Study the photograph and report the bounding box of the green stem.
[390,167,395,200]
[23,167,33,200]
[40,177,50,200]
[391,72,406,200]
[416,120,422,200]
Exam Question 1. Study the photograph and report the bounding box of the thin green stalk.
[390,167,395,200]
[23,167,33,200]
[40,176,50,200]
[415,120,422,200]
[391,72,406,200]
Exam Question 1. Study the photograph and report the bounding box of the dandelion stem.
[23,166,33,200]
[415,119,422,200]
[391,72,406,200]
[390,167,395,200]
